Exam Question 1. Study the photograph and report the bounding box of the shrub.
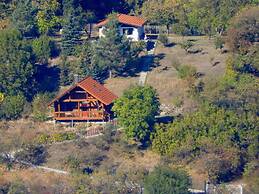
[172,97,184,107]
[177,65,197,79]
[180,40,193,53]
[32,93,52,121]
[64,155,81,172]
[36,134,49,144]
[158,34,169,46]
[0,95,26,120]
[144,166,191,194]
[214,36,224,51]
[171,58,181,70]
[7,180,29,194]
[36,132,77,144]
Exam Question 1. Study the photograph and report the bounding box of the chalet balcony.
[54,110,106,121]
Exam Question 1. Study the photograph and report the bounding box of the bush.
[158,34,169,46]
[177,65,197,79]
[64,155,81,172]
[36,132,77,144]
[32,93,52,121]
[171,58,181,70]
[144,166,191,194]
[7,180,29,194]
[172,97,184,108]
[214,36,224,51]
[180,40,193,53]
[0,95,26,120]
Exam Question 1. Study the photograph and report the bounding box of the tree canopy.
[144,166,191,194]
[0,28,36,99]
[112,86,160,143]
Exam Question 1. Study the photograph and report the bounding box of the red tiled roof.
[49,77,118,106]
[96,14,146,27]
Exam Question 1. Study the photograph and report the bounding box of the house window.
[123,28,133,35]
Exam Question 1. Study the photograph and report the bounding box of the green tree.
[32,35,51,64]
[36,0,61,34]
[11,0,38,37]
[0,29,36,99]
[187,0,256,35]
[112,86,160,143]
[142,0,176,33]
[61,2,83,56]
[226,6,259,53]
[0,95,26,120]
[59,57,74,86]
[92,13,132,78]
[0,0,12,20]
[76,41,104,81]
[144,166,191,194]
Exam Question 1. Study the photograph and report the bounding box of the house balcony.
[54,110,106,121]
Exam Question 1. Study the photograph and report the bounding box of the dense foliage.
[0,29,36,99]
[0,95,26,120]
[151,6,259,184]
[144,166,191,194]
[61,1,84,56]
[113,86,160,143]
[92,13,132,77]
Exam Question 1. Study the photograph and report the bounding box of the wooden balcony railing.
[54,110,106,120]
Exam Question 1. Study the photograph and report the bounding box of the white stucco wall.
[98,25,144,41]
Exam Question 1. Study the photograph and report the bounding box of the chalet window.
[123,28,133,35]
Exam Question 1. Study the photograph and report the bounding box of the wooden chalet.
[49,77,118,122]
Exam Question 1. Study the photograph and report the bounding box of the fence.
[144,25,174,35]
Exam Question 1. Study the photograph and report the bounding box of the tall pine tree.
[0,28,36,99]
[11,0,38,37]
[92,13,131,78]
[61,1,83,56]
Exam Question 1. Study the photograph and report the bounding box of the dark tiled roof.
[49,77,118,106]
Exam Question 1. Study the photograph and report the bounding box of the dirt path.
[138,41,157,86]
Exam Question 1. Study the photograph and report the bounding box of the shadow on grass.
[118,53,165,78]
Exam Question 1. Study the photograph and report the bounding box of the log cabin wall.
[53,86,107,121]
[49,76,118,122]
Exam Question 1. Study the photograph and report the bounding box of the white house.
[96,14,146,41]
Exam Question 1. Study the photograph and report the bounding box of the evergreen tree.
[76,41,103,81]
[11,0,38,37]
[0,28,36,99]
[59,57,73,86]
[61,1,83,56]
[92,13,131,78]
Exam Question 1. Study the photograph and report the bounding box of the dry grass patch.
[146,35,228,106]
[104,77,139,97]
